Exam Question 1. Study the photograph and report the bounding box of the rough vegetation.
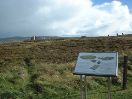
[0,36,132,99]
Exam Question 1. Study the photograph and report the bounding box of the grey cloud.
[0,0,79,37]
[0,0,46,37]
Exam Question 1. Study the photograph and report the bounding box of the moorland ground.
[0,36,132,99]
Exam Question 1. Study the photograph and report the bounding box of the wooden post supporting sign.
[122,56,128,90]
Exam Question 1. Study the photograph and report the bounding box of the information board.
[73,52,118,76]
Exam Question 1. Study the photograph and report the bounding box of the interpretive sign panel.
[73,52,118,76]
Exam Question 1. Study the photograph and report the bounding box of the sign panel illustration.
[74,52,118,76]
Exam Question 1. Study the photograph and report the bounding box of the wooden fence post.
[122,56,128,90]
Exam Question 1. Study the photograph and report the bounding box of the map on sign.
[73,52,118,76]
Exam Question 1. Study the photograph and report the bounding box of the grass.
[0,37,132,99]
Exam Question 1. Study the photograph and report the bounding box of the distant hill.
[0,37,30,43]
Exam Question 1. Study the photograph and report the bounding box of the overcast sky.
[0,0,132,38]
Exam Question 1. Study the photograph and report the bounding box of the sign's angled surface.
[73,52,118,76]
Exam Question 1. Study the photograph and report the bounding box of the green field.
[0,37,132,99]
